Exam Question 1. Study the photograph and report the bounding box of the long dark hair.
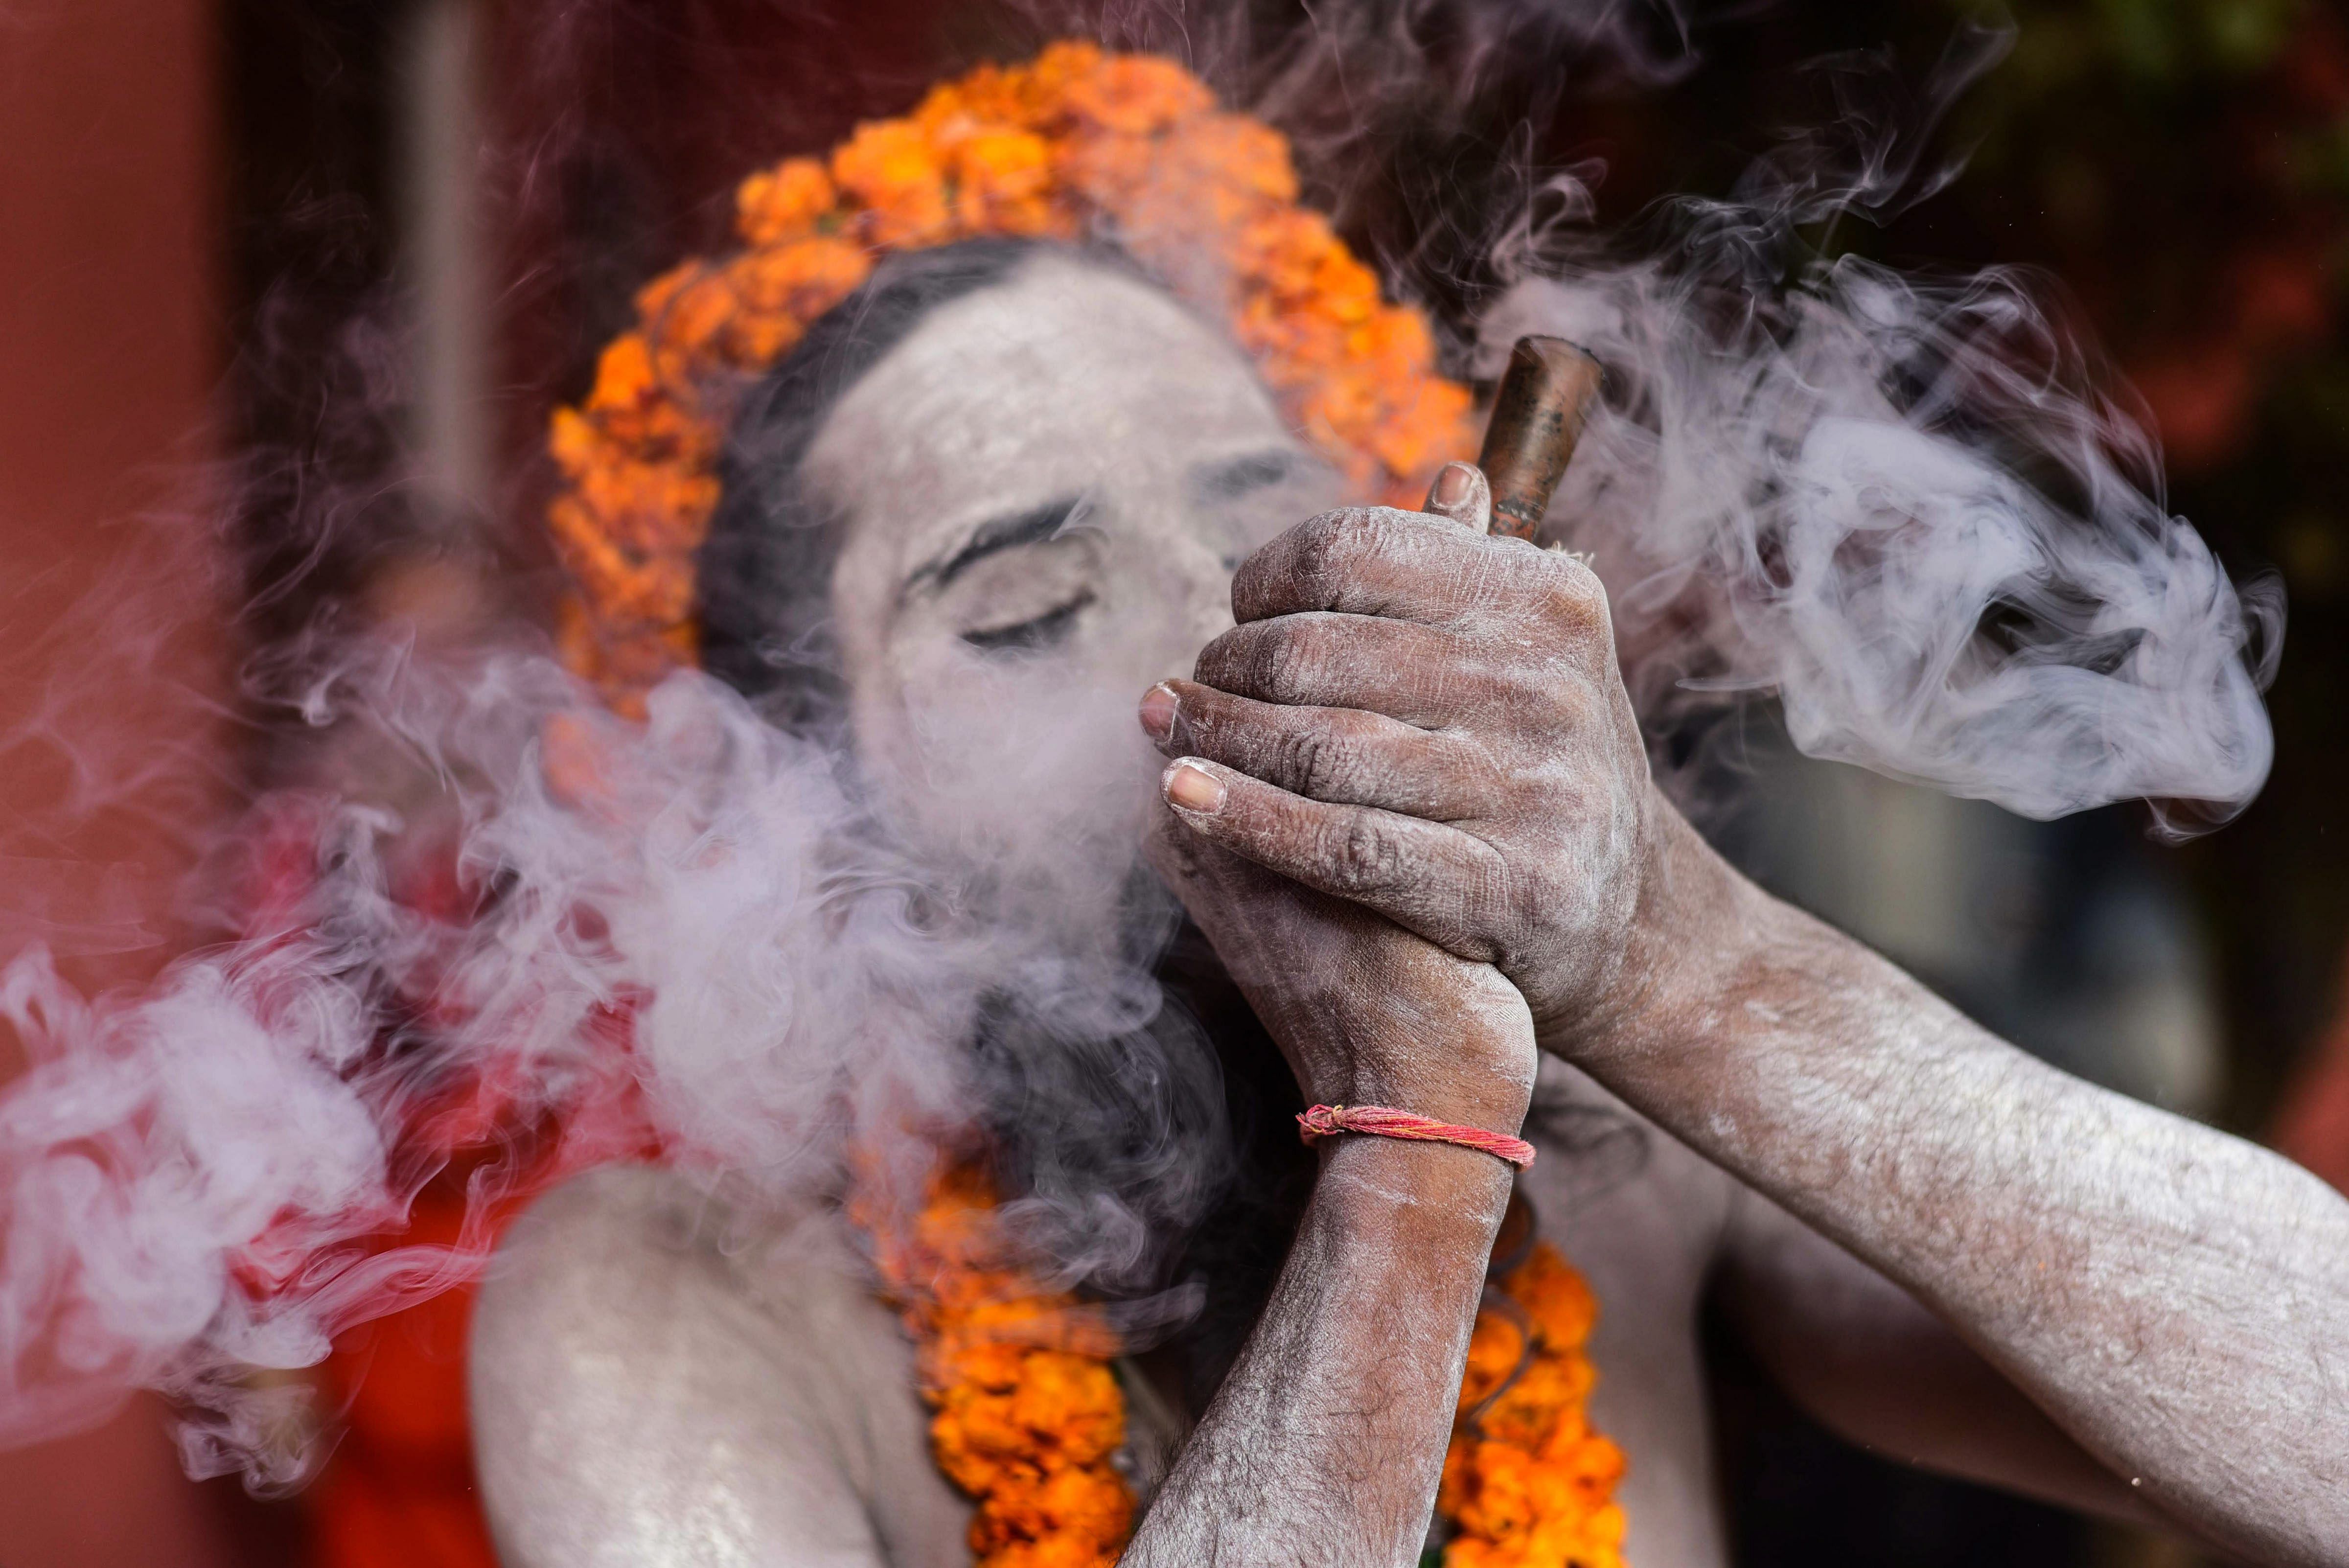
[693,237,1316,1398]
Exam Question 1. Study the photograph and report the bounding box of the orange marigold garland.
[862,1163,1136,1568]
[545,39,1474,712]
[1443,1245,1630,1568]
[547,41,1626,1568]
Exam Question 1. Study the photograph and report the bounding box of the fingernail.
[1138,682,1178,744]
[1431,461,1476,509]
[1163,760,1226,814]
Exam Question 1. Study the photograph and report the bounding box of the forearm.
[1718,1190,2176,1531]
[1584,810,2349,1563]
[1122,1138,1512,1566]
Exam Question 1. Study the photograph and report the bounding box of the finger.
[1423,461,1493,535]
[1157,755,1507,963]
[1144,800,1353,1000]
[1144,800,1481,1111]
[1192,613,1476,728]
[1232,504,1532,625]
[1141,678,1495,819]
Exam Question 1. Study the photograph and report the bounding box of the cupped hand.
[1144,788,1537,1137]
[1140,462,1685,1057]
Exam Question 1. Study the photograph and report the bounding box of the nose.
[1176,531,1241,650]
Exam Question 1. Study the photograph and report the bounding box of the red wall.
[0,0,229,1005]
[0,2,255,1563]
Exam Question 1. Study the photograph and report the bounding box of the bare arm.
[1124,1136,1511,1564]
[1148,467,2349,1566]
[1617,845,2349,1562]
[1130,648,1538,1564]
[1716,1181,2171,1530]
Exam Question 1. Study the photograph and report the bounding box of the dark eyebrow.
[1189,448,1301,504]
[903,495,1084,596]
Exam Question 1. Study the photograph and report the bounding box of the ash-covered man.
[471,240,2349,1567]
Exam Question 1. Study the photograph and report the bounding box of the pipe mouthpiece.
[1475,336,1603,542]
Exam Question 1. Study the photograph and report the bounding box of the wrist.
[1313,1133,1516,1241]
[1335,1068,1531,1142]
[1537,790,1776,1064]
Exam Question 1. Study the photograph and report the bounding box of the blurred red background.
[1,2,2343,1565]
[0,0,250,1562]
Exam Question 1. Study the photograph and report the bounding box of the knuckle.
[1242,622,1320,703]
[1227,553,1274,620]
[1318,813,1404,893]
[1459,857,1517,960]
[1287,718,1372,803]
[1296,507,1384,589]
[1286,514,1345,592]
[1486,656,1559,719]
[1535,555,1611,635]
[1235,626,1283,695]
[1547,684,1600,738]
[1502,853,1549,927]
[1234,509,1353,619]
[1191,628,1244,688]
[1433,733,1507,804]
[1275,722,1350,798]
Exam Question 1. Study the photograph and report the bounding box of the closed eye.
[962,592,1094,654]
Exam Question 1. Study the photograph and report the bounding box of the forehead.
[803,254,1294,568]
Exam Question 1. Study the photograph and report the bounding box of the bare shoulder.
[469,1164,968,1568]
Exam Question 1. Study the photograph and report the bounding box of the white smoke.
[0,2,2284,1491]
[1483,252,2277,830]
[0,647,1214,1481]
[1452,18,2273,829]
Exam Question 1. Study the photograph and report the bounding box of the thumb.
[1423,461,1492,534]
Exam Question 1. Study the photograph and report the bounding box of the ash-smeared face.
[804,253,1337,941]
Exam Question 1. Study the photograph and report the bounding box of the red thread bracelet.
[1295,1104,1537,1169]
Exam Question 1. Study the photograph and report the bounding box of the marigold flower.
[833,118,952,247]
[1054,130,1160,212]
[548,43,1489,710]
[1043,1462,1132,1527]
[1182,113,1299,207]
[735,157,836,247]
[1061,52,1212,136]
[952,128,1059,234]
[1439,1239,1624,1566]
[1031,40,1106,87]
[724,236,873,357]
[627,266,748,399]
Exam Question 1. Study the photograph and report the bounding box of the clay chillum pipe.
[1474,335,1604,540]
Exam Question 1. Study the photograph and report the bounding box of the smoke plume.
[0,1,2280,1487]
[1488,255,2277,828]
[1,645,1227,1480]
